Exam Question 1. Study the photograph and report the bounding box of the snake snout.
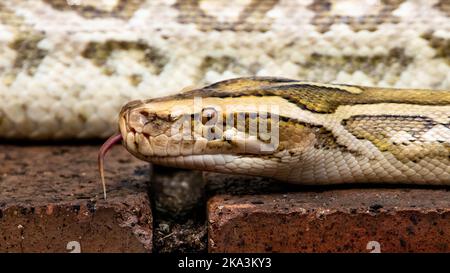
[119,104,182,157]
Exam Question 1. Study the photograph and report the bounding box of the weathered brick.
[0,144,152,253]
[206,173,450,253]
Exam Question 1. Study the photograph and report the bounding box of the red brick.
[207,175,450,253]
[0,144,152,253]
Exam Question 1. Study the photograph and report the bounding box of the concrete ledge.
[0,144,152,253]
[206,174,450,253]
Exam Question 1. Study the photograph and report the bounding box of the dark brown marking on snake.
[278,117,360,156]
[43,0,146,19]
[173,0,278,32]
[298,48,413,83]
[129,74,143,87]
[8,34,48,77]
[342,115,450,163]
[307,0,404,33]
[0,2,28,30]
[199,56,236,77]
[0,3,48,85]
[421,32,450,64]
[82,40,168,75]
[197,56,261,83]
[434,0,450,17]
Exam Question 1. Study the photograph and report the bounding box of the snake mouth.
[119,131,287,184]
[121,129,274,159]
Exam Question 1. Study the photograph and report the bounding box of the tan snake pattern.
[1,0,450,139]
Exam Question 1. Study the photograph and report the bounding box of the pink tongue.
[98,134,123,200]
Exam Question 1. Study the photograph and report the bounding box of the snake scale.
[0,1,449,192]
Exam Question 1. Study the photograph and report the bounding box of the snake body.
[118,77,450,185]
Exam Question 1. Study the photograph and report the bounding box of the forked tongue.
[98,134,123,200]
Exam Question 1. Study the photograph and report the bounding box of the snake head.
[114,78,331,183]
[118,95,282,161]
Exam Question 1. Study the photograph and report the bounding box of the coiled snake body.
[1,0,450,139]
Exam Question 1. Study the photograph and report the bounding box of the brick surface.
[0,144,152,253]
[206,173,450,253]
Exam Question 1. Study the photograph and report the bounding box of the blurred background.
[0,0,449,140]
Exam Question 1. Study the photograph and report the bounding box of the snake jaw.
[98,133,123,200]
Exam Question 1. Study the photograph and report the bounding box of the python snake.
[97,76,450,198]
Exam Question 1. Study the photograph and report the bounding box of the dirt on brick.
[206,176,450,253]
[0,144,152,252]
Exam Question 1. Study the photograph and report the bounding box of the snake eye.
[202,107,217,125]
